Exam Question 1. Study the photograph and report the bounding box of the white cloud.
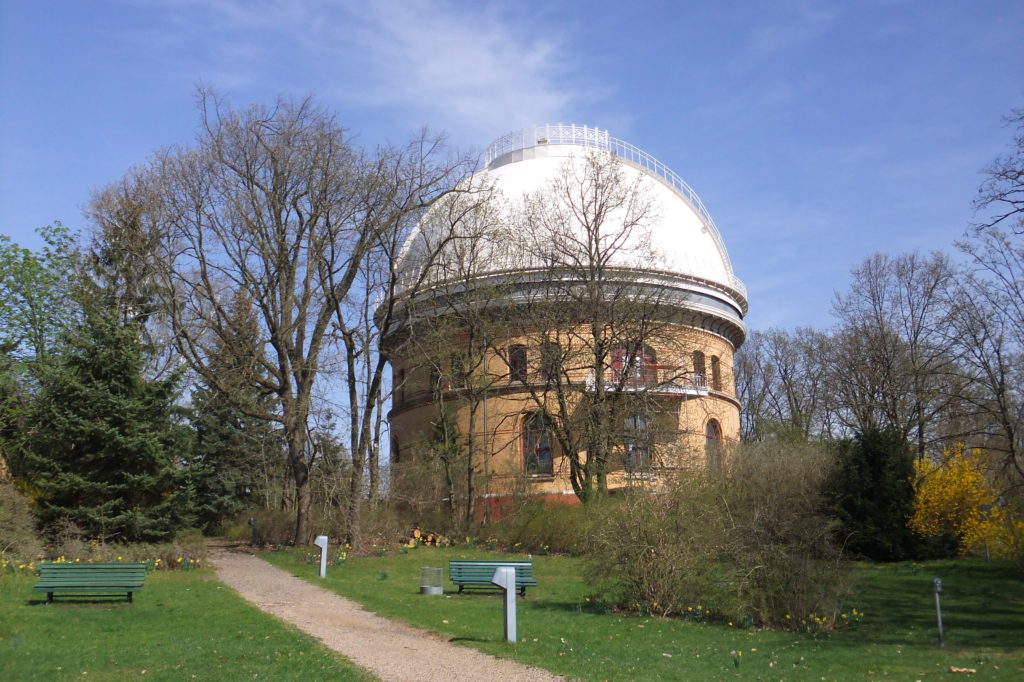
[145,0,594,142]
[342,1,582,139]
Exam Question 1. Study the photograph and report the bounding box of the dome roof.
[397,125,747,335]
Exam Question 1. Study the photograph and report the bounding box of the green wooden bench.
[33,562,147,603]
[449,559,537,596]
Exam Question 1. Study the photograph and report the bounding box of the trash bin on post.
[420,567,443,595]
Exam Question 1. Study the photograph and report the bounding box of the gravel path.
[208,547,563,682]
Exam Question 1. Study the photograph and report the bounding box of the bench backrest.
[449,560,533,582]
[37,562,148,584]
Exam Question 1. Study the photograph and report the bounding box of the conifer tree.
[190,292,282,532]
[24,308,193,542]
[828,427,917,560]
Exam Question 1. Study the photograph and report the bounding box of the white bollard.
[313,535,329,578]
[490,566,517,643]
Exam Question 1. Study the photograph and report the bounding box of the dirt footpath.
[208,547,563,682]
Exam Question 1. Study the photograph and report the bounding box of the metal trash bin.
[420,566,443,595]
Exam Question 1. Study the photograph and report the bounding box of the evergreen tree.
[190,292,281,532]
[828,427,918,561]
[23,308,193,542]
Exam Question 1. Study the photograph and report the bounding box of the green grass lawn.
[263,546,1024,681]
[0,568,377,681]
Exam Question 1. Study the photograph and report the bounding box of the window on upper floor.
[509,344,527,383]
[611,344,657,387]
[711,355,722,391]
[692,351,707,388]
[540,340,562,382]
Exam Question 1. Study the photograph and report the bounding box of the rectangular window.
[624,414,651,472]
[540,341,561,381]
[711,356,722,391]
[509,344,527,383]
[523,413,554,475]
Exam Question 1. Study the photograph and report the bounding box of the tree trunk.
[287,428,313,545]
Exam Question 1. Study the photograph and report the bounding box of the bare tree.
[91,92,472,544]
[151,93,365,544]
[385,181,508,528]
[827,251,964,457]
[954,230,1024,488]
[328,133,479,545]
[974,108,1024,234]
[945,276,1024,486]
[946,106,1024,492]
[504,151,705,501]
[735,328,830,442]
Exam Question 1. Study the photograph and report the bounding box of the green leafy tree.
[22,308,193,542]
[828,427,918,561]
[1,224,81,480]
[0,224,80,364]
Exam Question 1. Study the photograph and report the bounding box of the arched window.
[705,419,722,474]
[522,412,554,475]
[710,356,722,391]
[692,351,706,389]
[611,345,657,387]
[391,436,401,464]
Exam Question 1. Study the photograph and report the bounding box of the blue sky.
[2,0,1022,331]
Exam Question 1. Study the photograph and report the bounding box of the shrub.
[586,442,849,629]
[477,499,592,555]
[585,480,729,619]
[909,444,1006,558]
[0,482,44,560]
[724,441,849,626]
[223,509,296,546]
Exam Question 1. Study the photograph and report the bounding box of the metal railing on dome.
[484,125,747,300]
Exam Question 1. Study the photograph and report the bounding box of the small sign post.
[313,535,329,578]
[490,566,517,643]
[933,576,944,647]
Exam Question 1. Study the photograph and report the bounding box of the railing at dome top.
[484,124,747,300]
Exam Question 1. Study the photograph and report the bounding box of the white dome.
[397,125,747,335]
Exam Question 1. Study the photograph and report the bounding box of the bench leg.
[47,592,53,604]
[458,585,464,594]
[520,586,526,597]
[127,592,133,603]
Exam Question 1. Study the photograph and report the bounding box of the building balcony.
[585,369,708,396]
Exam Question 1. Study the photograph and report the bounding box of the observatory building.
[386,124,747,519]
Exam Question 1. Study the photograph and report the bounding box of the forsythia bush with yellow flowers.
[910,444,1023,561]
